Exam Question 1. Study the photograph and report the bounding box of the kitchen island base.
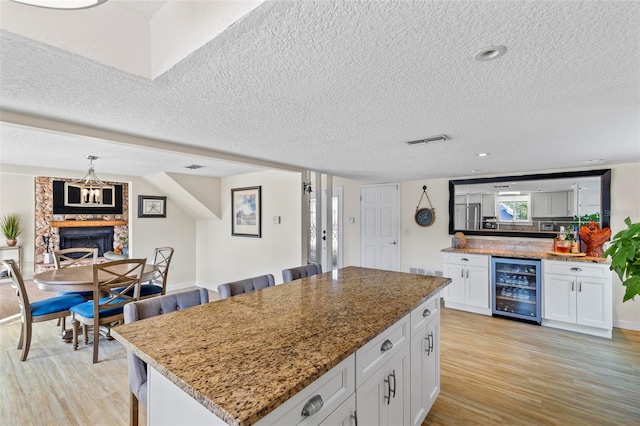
[145,294,441,426]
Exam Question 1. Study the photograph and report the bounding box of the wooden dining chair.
[139,247,174,298]
[53,247,99,269]
[53,247,98,328]
[124,288,209,426]
[2,259,86,361]
[69,258,146,363]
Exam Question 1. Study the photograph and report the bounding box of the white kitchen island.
[112,267,450,425]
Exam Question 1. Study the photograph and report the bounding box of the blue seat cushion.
[113,284,162,298]
[57,290,93,299]
[31,294,87,317]
[69,297,129,319]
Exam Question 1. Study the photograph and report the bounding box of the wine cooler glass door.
[492,258,541,323]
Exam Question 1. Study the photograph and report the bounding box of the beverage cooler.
[491,257,541,323]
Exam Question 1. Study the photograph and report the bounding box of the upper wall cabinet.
[448,169,611,239]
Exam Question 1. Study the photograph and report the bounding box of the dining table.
[32,262,159,293]
[32,262,159,341]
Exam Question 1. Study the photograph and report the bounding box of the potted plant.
[119,235,129,256]
[603,216,640,302]
[1,213,22,246]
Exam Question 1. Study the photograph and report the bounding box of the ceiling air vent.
[185,164,205,170]
[405,134,450,145]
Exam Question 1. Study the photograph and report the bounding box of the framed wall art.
[231,186,261,237]
[138,195,167,218]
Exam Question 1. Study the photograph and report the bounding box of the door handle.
[389,241,397,245]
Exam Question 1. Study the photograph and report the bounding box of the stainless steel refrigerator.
[455,203,481,230]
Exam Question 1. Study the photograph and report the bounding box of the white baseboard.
[613,319,640,331]
[166,281,197,292]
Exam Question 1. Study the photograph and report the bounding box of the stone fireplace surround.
[35,176,128,271]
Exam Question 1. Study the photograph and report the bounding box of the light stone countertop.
[112,266,451,426]
[441,247,609,263]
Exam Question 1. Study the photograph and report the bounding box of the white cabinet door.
[481,194,496,217]
[356,345,410,426]
[466,265,490,309]
[577,277,611,329]
[543,273,576,323]
[319,394,355,426]
[550,192,569,217]
[443,264,465,304]
[532,193,549,217]
[410,313,440,426]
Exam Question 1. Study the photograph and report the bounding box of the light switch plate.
[273,216,281,224]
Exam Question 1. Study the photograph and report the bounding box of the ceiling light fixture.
[405,134,450,145]
[11,0,107,10]
[497,191,521,196]
[185,164,205,170]
[474,45,507,62]
[478,152,489,157]
[65,155,114,206]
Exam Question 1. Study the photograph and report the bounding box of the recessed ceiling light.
[11,0,107,10]
[474,46,507,62]
[478,153,490,157]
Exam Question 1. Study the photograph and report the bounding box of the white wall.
[608,162,640,330]
[3,161,638,330]
[196,169,302,288]
[0,166,197,289]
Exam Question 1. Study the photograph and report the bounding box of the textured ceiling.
[1,0,639,181]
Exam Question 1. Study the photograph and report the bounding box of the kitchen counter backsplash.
[443,238,608,263]
[460,238,552,253]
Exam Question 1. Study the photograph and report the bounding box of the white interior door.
[360,184,399,271]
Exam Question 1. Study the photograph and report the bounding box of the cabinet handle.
[460,269,464,278]
[389,370,397,399]
[578,281,582,292]
[425,335,431,354]
[380,339,393,352]
[466,269,469,279]
[384,374,391,405]
[571,281,575,291]
[301,394,323,417]
[570,267,582,272]
[423,308,431,317]
[351,412,358,426]
[461,258,469,262]
[429,331,434,353]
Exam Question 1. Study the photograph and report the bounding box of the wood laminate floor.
[1,297,638,425]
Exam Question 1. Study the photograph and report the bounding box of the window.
[497,194,531,222]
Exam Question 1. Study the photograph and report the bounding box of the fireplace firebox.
[59,227,114,258]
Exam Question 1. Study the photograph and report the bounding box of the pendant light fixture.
[11,0,107,10]
[64,155,114,207]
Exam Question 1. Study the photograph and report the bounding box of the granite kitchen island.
[112,266,451,425]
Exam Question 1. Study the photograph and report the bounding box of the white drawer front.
[355,314,409,387]
[442,253,489,268]
[410,294,439,337]
[543,260,611,279]
[257,354,355,426]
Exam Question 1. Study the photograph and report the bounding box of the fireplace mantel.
[51,220,127,228]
